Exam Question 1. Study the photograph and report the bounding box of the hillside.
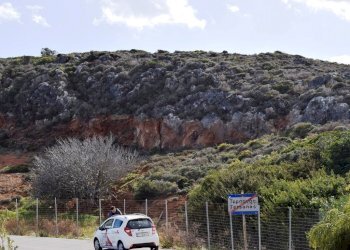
[0,50,350,152]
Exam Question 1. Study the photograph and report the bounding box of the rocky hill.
[0,50,350,151]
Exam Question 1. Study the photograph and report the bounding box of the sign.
[228,193,259,215]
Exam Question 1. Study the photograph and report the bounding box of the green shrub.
[320,132,350,174]
[238,149,252,160]
[133,180,178,200]
[308,197,350,250]
[32,56,55,65]
[188,158,350,211]
[272,82,291,94]
[0,164,30,174]
[217,143,235,151]
[287,122,315,139]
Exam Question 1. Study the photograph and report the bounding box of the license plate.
[136,232,149,237]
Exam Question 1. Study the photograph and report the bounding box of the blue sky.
[0,0,350,64]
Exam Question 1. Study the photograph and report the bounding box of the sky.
[0,0,350,64]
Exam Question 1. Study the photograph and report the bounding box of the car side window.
[103,219,114,229]
[113,219,123,228]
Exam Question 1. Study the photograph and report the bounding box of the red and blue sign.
[228,193,259,215]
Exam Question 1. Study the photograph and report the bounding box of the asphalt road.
[10,236,162,250]
[10,236,92,250]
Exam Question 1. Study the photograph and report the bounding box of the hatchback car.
[93,214,160,250]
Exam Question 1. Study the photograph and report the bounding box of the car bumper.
[129,242,158,249]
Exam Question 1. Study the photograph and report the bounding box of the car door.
[107,218,124,248]
[101,218,114,248]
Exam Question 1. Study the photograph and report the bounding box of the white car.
[93,214,160,250]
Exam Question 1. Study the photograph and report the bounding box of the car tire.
[94,239,102,250]
[117,241,127,250]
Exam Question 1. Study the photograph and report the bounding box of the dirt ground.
[0,153,31,206]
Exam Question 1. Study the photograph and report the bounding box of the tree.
[40,47,57,56]
[32,136,139,199]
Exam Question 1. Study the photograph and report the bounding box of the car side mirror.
[99,226,105,231]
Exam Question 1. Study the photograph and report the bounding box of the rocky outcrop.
[1,50,350,151]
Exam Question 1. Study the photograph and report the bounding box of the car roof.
[111,213,151,220]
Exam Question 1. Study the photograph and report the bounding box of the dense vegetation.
[308,197,350,250]
[120,130,350,248]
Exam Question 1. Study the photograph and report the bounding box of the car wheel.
[94,239,102,250]
[117,241,126,250]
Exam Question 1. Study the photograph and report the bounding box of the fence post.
[185,201,189,236]
[206,202,211,250]
[241,191,248,250]
[76,198,79,229]
[123,199,126,215]
[36,198,39,236]
[258,206,261,250]
[99,199,102,225]
[165,199,168,231]
[289,207,292,250]
[230,212,234,250]
[15,198,19,234]
[54,197,58,236]
[145,199,148,216]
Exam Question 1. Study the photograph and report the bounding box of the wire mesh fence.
[0,198,321,249]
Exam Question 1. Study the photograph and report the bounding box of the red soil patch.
[0,153,30,169]
[0,173,31,204]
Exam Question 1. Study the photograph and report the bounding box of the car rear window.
[126,218,152,229]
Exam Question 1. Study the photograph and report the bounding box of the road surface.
[10,236,165,250]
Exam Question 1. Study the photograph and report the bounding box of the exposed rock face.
[303,96,349,124]
[1,50,350,151]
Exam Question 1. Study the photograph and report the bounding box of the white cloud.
[0,2,20,22]
[329,55,350,64]
[282,0,350,21]
[26,5,43,12]
[32,14,50,27]
[26,5,51,27]
[227,4,240,13]
[93,0,206,30]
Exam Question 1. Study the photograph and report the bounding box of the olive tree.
[32,136,139,199]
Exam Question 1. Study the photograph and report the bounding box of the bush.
[133,179,178,200]
[0,164,30,174]
[0,218,17,250]
[308,197,350,250]
[32,55,56,65]
[320,131,350,174]
[32,136,139,199]
[188,158,350,211]
[41,48,57,56]
[287,122,315,139]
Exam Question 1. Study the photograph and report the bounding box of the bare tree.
[32,136,139,199]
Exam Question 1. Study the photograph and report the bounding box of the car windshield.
[127,218,152,229]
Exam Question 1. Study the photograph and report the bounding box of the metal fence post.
[76,198,79,229]
[185,201,189,236]
[241,191,248,250]
[206,202,211,250]
[258,206,261,250]
[15,198,19,234]
[54,197,58,236]
[145,199,148,216]
[99,199,102,225]
[165,199,168,231]
[289,207,292,250]
[229,212,234,250]
[36,198,39,236]
[123,199,126,215]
